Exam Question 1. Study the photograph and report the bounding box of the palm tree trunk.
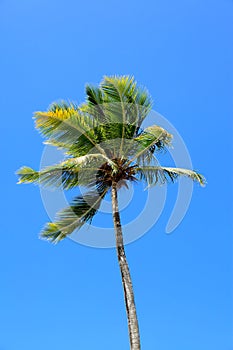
[111,182,141,350]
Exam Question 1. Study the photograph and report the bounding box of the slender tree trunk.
[111,182,141,350]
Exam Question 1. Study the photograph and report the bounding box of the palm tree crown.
[17,75,205,242]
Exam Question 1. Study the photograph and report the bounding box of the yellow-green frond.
[16,166,39,184]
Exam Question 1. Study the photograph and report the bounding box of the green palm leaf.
[100,75,152,126]
[85,85,104,106]
[80,85,108,124]
[17,154,117,189]
[41,188,109,243]
[126,125,173,166]
[101,75,136,104]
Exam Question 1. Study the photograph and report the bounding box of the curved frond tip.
[136,166,206,187]
[16,167,39,184]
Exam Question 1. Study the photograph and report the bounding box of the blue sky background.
[0,0,232,349]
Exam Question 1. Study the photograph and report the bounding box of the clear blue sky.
[0,0,232,349]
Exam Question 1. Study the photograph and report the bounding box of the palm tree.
[17,76,205,350]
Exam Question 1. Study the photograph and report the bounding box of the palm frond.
[34,104,93,142]
[80,75,153,160]
[101,75,136,104]
[40,188,108,243]
[126,125,172,166]
[135,125,172,151]
[85,85,104,106]
[100,75,152,126]
[34,104,114,161]
[17,154,117,189]
[80,85,109,123]
[16,166,40,184]
[136,166,206,187]
[34,102,79,134]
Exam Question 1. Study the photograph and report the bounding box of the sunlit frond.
[34,106,115,161]
[136,166,206,187]
[34,101,78,132]
[17,154,117,189]
[135,125,172,151]
[126,125,172,166]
